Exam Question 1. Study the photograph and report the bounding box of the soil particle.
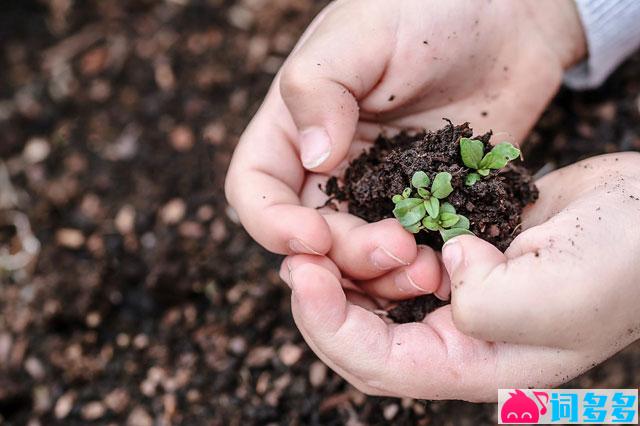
[387,295,447,324]
[326,122,539,251]
[326,122,538,323]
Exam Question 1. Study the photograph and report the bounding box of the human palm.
[226,0,581,300]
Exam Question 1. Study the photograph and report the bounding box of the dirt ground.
[1,1,639,425]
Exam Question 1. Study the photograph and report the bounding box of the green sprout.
[459,138,521,186]
[422,202,473,242]
[392,171,474,242]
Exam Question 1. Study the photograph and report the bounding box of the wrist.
[523,0,587,70]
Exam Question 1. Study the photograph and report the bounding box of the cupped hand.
[279,153,640,401]
[225,0,585,296]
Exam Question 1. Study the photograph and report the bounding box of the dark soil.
[1,1,640,425]
[387,295,447,324]
[325,122,539,252]
[325,122,538,323]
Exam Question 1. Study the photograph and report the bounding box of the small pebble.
[115,205,136,234]
[210,219,227,242]
[170,125,195,151]
[160,198,186,225]
[278,343,303,366]
[33,385,51,413]
[105,388,130,413]
[227,5,253,30]
[202,121,226,145]
[133,334,149,349]
[54,392,75,419]
[81,401,106,420]
[24,357,45,380]
[178,221,204,238]
[56,228,85,249]
[127,406,153,426]
[246,346,275,367]
[196,205,215,221]
[116,333,130,347]
[23,138,50,163]
[309,361,327,387]
[383,403,399,420]
[228,336,247,355]
[86,311,101,328]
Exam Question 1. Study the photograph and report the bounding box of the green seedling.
[422,202,474,242]
[459,138,521,186]
[392,171,474,242]
[392,171,453,224]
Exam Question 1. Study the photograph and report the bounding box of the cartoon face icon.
[501,390,548,424]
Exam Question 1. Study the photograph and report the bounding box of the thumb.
[441,232,586,348]
[278,2,393,171]
[441,236,508,338]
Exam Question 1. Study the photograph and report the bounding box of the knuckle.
[279,59,310,99]
[451,290,481,336]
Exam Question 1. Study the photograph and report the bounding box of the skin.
[225,0,640,401]
[280,153,640,402]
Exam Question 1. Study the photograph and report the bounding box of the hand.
[225,0,587,294]
[279,153,640,401]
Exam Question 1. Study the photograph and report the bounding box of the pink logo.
[500,389,549,424]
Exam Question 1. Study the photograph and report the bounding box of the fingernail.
[280,258,293,289]
[442,239,463,276]
[394,270,425,293]
[434,261,451,300]
[288,267,298,291]
[370,246,409,270]
[299,127,331,169]
[288,238,321,255]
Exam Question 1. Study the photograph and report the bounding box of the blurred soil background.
[1,0,639,425]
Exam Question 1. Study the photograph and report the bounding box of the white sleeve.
[564,0,640,90]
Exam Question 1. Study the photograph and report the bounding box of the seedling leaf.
[453,215,470,230]
[479,142,520,170]
[440,202,456,215]
[425,197,440,219]
[465,173,481,186]
[477,168,490,177]
[439,212,460,228]
[431,172,453,199]
[393,198,426,227]
[459,138,484,169]
[411,171,430,188]
[440,228,475,242]
[417,187,430,198]
[405,223,422,233]
[422,216,440,231]
[392,194,403,203]
[402,187,412,198]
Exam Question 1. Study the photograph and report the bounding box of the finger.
[288,262,592,401]
[279,1,394,172]
[323,214,417,280]
[345,289,380,311]
[279,254,342,285]
[358,245,444,300]
[443,217,603,349]
[443,154,640,348]
[224,2,348,256]
[280,254,374,297]
[226,87,332,255]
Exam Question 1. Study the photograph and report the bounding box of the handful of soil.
[325,121,538,323]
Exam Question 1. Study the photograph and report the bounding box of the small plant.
[392,171,473,242]
[459,138,520,186]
